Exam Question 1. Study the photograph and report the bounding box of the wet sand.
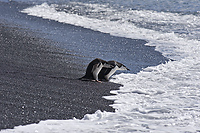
[0,24,120,130]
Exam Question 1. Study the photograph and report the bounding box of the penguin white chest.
[105,66,118,80]
[93,63,103,81]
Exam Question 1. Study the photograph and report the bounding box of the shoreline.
[0,1,169,130]
[0,24,120,130]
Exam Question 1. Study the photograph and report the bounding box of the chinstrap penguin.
[79,58,114,82]
[98,60,130,81]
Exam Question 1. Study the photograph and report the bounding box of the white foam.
[2,2,200,132]
[21,2,200,60]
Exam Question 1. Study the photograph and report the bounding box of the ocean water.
[1,0,200,132]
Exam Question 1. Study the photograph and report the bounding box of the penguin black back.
[79,58,111,81]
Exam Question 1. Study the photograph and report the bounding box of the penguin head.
[108,61,130,71]
[119,64,130,71]
[102,62,114,68]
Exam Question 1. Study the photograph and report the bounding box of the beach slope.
[0,24,120,130]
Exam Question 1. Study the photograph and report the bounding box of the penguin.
[98,61,130,81]
[79,58,114,82]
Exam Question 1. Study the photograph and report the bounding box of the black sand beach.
[0,24,121,130]
[0,1,169,130]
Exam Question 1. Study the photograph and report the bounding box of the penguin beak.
[123,65,130,71]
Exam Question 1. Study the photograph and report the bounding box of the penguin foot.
[91,80,102,83]
[96,80,102,83]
